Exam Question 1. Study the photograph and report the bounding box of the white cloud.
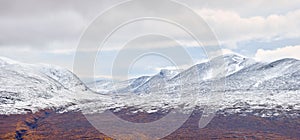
[197,9,300,48]
[255,45,300,61]
[182,0,300,17]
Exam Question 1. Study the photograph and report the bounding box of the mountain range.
[0,54,299,118]
[88,54,300,93]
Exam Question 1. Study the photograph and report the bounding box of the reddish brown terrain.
[0,110,112,140]
[0,109,299,140]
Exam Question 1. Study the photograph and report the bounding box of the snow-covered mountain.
[169,54,254,84]
[225,57,300,91]
[133,69,181,93]
[87,69,181,94]
[0,57,86,90]
[87,76,151,93]
[0,57,107,114]
[82,54,300,117]
[105,54,255,94]
[0,54,299,118]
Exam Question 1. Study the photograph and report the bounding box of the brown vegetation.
[0,109,299,140]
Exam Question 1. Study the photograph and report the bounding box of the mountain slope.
[1,54,299,118]
[0,57,101,114]
[134,69,181,93]
[225,58,300,91]
[83,54,300,118]
[87,69,180,94]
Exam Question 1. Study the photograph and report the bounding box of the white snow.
[0,54,299,118]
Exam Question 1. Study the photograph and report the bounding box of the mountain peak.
[0,56,22,66]
[212,53,249,62]
[158,69,181,79]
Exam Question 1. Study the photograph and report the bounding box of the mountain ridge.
[0,54,299,117]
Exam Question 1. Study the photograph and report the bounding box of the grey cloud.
[0,0,299,74]
[0,0,124,51]
[1,0,299,52]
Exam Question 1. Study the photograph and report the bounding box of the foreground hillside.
[0,109,299,140]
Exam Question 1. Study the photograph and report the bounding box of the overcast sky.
[1,0,300,81]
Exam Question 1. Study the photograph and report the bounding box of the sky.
[1,0,300,81]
